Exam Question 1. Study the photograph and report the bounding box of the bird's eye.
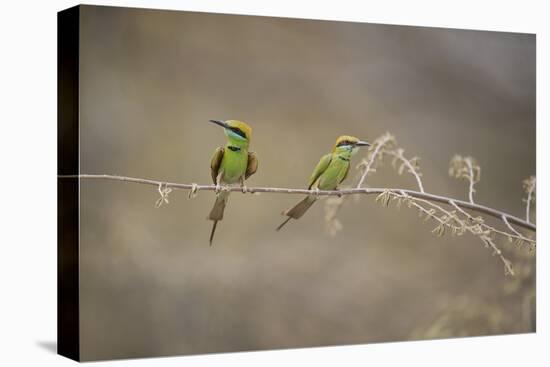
[337,140,351,147]
[230,127,247,139]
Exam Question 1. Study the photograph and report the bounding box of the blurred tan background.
[77,5,535,360]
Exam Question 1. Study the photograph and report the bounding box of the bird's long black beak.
[209,119,228,129]
[356,140,371,147]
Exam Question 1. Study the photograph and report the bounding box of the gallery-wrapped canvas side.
[57,5,80,362]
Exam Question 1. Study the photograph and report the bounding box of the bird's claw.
[215,184,222,194]
[241,185,248,194]
[314,187,321,197]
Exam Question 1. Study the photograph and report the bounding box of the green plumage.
[277,135,369,231]
[207,120,258,245]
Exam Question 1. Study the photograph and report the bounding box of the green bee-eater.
[208,119,258,245]
[277,135,370,231]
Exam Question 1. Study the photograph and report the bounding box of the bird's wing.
[340,163,351,184]
[245,151,258,179]
[210,147,225,184]
[308,153,332,189]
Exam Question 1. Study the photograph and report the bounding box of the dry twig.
[523,176,536,224]
[60,174,534,232]
[60,133,536,275]
[387,148,424,193]
[449,155,480,204]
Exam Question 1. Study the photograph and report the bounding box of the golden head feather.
[226,120,252,141]
[332,135,370,152]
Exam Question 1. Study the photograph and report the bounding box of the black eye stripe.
[230,127,247,139]
[337,140,354,147]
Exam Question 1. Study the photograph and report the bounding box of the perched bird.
[208,119,258,245]
[277,135,370,231]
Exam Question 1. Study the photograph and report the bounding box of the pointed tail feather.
[285,195,317,219]
[276,216,292,231]
[209,221,218,246]
[209,191,229,221]
[276,195,317,231]
[208,191,230,245]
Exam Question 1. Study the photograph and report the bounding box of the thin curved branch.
[394,191,514,275]
[465,158,476,204]
[502,215,522,238]
[356,132,394,188]
[449,155,480,204]
[387,149,424,193]
[448,201,534,246]
[408,193,514,275]
[59,174,535,232]
[526,190,533,223]
[523,176,536,224]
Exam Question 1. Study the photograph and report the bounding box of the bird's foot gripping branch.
[324,132,535,276]
[60,132,535,275]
